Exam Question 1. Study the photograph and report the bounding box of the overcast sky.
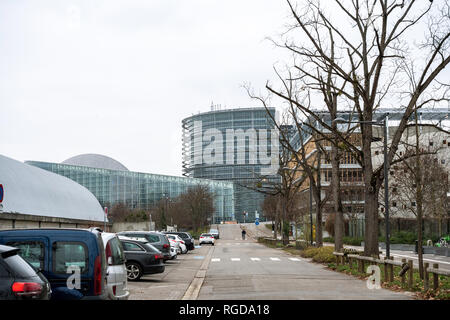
[0,0,290,176]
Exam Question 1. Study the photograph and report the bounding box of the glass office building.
[182,107,280,222]
[26,154,234,224]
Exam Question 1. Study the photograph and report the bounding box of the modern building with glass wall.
[26,154,234,224]
[182,107,280,222]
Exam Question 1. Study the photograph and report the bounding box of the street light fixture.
[332,114,391,258]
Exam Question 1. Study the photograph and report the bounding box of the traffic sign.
[255,219,259,226]
[0,184,3,203]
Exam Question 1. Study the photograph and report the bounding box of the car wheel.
[126,262,143,281]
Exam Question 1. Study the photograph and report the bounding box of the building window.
[392,201,397,207]
[411,202,416,207]
[429,141,434,146]
[441,159,445,165]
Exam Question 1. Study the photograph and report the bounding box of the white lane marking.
[289,258,301,261]
[270,257,281,261]
[211,258,220,262]
[231,258,240,261]
[250,258,260,261]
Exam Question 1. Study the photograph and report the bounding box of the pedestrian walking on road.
[241,229,246,240]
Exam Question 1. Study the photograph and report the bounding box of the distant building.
[291,108,450,238]
[0,154,106,230]
[27,154,234,224]
[182,107,280,223]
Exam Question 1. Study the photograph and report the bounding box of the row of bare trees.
[109,185,215,232]
[247,0,450,260]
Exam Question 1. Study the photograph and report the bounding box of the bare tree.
[252,0,449,256]
[179,185,215,233]
[108,202,131,223]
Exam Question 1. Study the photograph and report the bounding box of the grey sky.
[0,0,290,176]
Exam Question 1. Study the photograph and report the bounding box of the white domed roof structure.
[0,155,106,222]
[62,154,129,171]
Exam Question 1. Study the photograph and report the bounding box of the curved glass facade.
[26,161,234,223]
[182,107,280,222]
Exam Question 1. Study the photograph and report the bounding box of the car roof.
[101,232,119,241]
[0,244,20,258]
[119,231,163,235]
[118,235,148,243]
[0,244,18,254]
[0,228,101,235]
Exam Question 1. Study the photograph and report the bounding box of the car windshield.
[210,229,218,233]
[202,234,212,237]
[178,233,189,239]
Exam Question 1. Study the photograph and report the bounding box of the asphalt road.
[197,224,412,300]
[128,224,415,300]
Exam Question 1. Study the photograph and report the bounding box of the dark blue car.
[0,228,109,300]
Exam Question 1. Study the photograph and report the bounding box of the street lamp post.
[333,114,390,258]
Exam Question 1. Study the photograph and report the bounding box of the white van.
[101,232,130,300]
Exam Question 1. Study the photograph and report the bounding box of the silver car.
[101,232,130,300]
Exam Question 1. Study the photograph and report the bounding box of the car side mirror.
[107,256,113,265]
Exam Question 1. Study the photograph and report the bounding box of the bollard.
[424,263,429,291]
[401,258,406,285]
[433,263,439,290]
[389,262,394,283]
[383,257,388,283]
[408,260,413,290]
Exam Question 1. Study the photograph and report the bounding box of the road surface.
[196,224,412,300]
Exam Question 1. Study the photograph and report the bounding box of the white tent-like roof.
[0,154,106,222]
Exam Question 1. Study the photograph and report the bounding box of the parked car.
[166,234,187,254]
[118,237,165,281]
[0,244,51,300]
[169,246,178,260]
[117,231,171,261]
[209,229,220,239]
[0,228,109,300]
[199,234,215,246]
[167,236,181,254]
[163,232,195,250]
[100,232,129,300]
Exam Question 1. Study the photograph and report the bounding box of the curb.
[181,245,215,300]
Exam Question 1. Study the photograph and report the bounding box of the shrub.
[300,247,320,259]
[312,247,336,263]
[300,246,336,263]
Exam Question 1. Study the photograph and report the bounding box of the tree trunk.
[415,111,424,279]
[362,122,380,256]
[331,144,344,252]
[363,187,380,256]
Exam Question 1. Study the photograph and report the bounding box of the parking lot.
[127,243,210,300]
